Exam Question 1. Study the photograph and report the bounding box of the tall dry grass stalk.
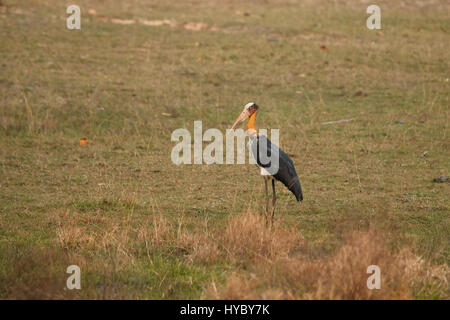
[219,212,304,262]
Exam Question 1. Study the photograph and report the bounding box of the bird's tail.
[288,178,303,202]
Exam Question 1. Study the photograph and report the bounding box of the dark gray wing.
[251,134,303,201]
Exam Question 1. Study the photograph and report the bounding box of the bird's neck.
[247,111,257,136]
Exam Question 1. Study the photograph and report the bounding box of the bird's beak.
[231,110,248,130]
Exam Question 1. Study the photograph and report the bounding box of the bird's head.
[231,102,259,129]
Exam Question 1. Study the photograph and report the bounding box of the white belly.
[260,166,271,176]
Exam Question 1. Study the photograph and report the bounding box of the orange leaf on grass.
[80,138,89,146]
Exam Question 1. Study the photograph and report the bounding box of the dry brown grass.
[219,212,304,262]
[55,208,139,272]
[54,208,448,299]
[203,213,448,299]
[56,211,98,250]
[0,246,83,299]
[78,208,444,300]
[2,209,448,299]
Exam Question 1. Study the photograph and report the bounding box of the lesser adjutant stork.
[231,102,303,223]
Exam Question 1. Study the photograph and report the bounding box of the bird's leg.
[264,177,269,219]
[270,179,277,226]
